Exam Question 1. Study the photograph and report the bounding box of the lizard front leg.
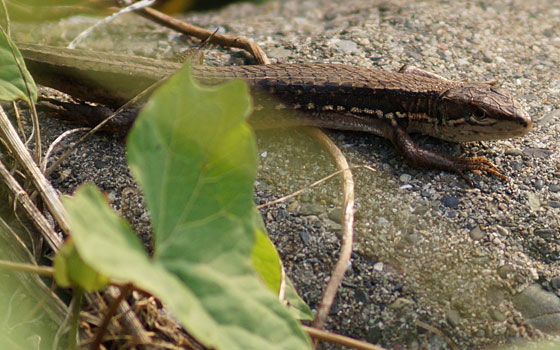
[388,125,506,186]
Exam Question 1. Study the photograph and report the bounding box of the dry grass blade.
[0,159,62,250]
[41,128,89,173]
[136,7,270,65]
[257,165,375,210]
[305,128,355,332]
[0,106,70,236]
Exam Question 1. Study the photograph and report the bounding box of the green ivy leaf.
[65,63,311,350]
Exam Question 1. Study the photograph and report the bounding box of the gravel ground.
[13,0,560,349]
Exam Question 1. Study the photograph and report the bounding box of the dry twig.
[306,128,355,332]
[303,326,387,350]
[135,6,270,64]
[41,128,90,173]
[91,284,134,350]
[414,319,459,350]
[103,286,152,350]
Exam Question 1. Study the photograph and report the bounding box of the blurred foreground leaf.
[53,238,109,292]
[64,63,311,350]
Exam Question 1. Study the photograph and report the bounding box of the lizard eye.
[473,109,486,119]
[469,109,493,125]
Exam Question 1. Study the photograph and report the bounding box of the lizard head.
[434,82,532,142]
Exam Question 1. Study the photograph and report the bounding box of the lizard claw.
[454,156,507,186]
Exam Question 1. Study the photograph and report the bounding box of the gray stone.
[551,277,560,290]
[327,207,342,224]
[490,309,507,322]
[446,309,462,327]
[268,47,292,59]
[513,284,560,332]
[442,196,460,208]
[332,39,359,53]
[399,173,412,182]
[299,203,323,215]
[527,192,541,211]
[533,179,544,190]
[469,226,485,241]
[497,264,515,279]
[298,230,311,245]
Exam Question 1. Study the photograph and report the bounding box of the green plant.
[61,61,312,349]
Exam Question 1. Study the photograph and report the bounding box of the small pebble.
[446,309,462,327]
[533,179,544,190]
[328,207,342,223]
[400,173,412,182]
[469,226,485,241]
[442,196,460,208]
[551,277,560,290]
[298,231,311,245]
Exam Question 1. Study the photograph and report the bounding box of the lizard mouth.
[408,108,533,143]
[437,117,533,142]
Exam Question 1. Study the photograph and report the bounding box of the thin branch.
[303,326,387,350]
[103,286,152,349]
[136,7,270,64]
[91,284,134,350]
[68,289,83,350]
[306,127,355,331]
[0,259,53,276]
